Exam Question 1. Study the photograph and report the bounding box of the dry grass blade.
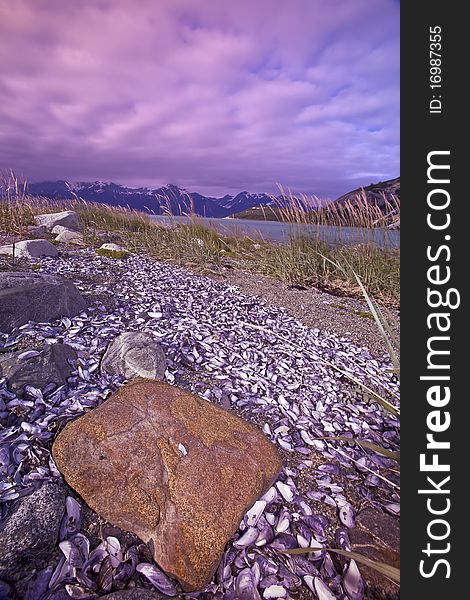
[378,302,400,349]
[314,435,400,461]
[244,322,400,417]
[352,271,399,375]
[308,250,400,412]
[283,548,400,584]
[329,444,400,490]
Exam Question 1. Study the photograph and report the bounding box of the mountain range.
[27,180,274,218]
[26,177,400,220]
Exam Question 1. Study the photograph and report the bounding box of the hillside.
[233,177,400,227]
[334,177,400,209]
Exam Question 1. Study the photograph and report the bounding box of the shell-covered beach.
[1,246,399,600]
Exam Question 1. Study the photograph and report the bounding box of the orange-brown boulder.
[52,380,282,591]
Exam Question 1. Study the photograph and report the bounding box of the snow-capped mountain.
[218,191,274,214]
[26,180,274,218]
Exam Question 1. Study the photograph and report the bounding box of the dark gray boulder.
[0,480,66,583]
[0,344,77,395]
[101,332,166,380]
[0,272,87,334]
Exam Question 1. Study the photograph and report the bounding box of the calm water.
[149,215,400,249]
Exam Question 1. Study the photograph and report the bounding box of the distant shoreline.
[149,214,401,247]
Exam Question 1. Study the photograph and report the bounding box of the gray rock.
[0,239,58,259]
[13,566,55,600]
[101,332,166,380]
[0,580,12,600]
[0,343,77,395]
[0,480,66,582]
[34,211,82,232]
[26,225,48,238]
[0,272,87,334]
[54,229,84,246]
[349,508,400,599]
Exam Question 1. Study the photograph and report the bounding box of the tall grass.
[0,171,77,234]
[246,235,398,300]
[261,184,400,230]
[0,171,33,234]
[241,185,400,302]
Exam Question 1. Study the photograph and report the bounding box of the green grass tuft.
[95,248,129,259]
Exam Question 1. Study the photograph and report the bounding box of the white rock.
[98,243,127,253]
[0,239,58,258]
[55,229,84,245]
[0,245,13,255]
[51,225,69,235]
[34,211,82,232]
[178,443,188,456]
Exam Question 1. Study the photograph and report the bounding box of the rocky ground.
[0,241,400,600]
[208,269,398,360]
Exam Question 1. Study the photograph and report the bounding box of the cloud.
[0,0,399,198]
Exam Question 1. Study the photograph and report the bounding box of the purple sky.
[0,0,399,199]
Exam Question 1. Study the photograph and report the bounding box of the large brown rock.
[52,380,282,591]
